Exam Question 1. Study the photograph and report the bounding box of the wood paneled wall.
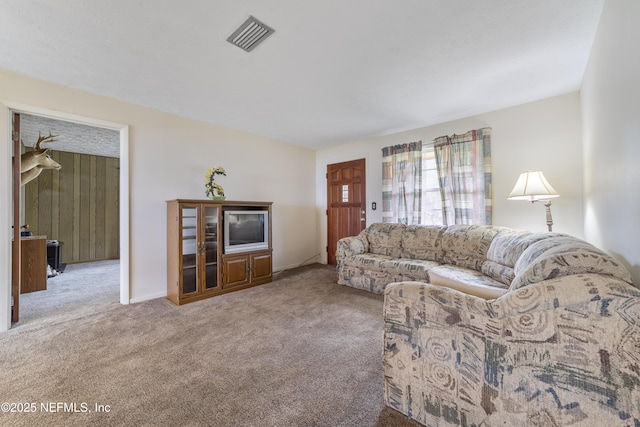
[24,150,119,264]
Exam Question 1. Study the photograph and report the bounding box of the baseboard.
[129,291,167,304]
[274,255,323,273]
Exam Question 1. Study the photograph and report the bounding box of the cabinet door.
[251,252,272,284]
[20,237,47,294]
[180,205,199,297]
[223,255,250,288]
[201,205,220,292]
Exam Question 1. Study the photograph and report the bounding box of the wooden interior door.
[327,159,366,265]
[12,113,21,322]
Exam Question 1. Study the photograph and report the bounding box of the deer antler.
[34,131,58,150]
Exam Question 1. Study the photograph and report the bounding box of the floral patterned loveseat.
[336,223,639,425]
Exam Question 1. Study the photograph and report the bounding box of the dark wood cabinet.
[167,200,272,305]
[20,236,47,294]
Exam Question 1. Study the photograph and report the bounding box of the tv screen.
[224,211,269,253]
[228,214,264,244]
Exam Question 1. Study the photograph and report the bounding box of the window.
[382,128,492,225]
[420,144,443,225]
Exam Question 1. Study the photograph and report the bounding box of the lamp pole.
[532,199,553,232]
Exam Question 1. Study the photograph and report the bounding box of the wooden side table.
[21,236,47,294]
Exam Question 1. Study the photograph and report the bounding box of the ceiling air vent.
[227,16,275,52]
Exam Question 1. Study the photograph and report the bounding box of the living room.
[2,1,638,314]
[0,0,638,424]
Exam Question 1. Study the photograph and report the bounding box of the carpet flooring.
[1,261,421,427]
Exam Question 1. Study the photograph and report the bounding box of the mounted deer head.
[21,131,62,186]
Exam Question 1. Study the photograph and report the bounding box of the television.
[224,210,269,254]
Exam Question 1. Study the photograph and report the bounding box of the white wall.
[316,93,584,263]
[0,70,317,323]
[581,0,640,284]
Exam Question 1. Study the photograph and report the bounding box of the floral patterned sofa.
[336,223,640,426]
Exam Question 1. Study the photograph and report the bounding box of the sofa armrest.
[336,233,369,285]
[383,275,640,426]
[336,233,368,260]
[384,280,499,323]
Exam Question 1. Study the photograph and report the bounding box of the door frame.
[1,101,130,331]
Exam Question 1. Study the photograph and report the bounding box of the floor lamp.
[508,171,559,232]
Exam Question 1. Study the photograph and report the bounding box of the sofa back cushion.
[401,225,446,261]
[511,236,634,290]
[440,225,501,271]
[481,229,553,285]
[365,223,405,258]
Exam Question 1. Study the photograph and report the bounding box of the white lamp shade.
[508,171,559,201]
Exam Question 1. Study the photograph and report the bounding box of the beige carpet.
[1,262,421,427]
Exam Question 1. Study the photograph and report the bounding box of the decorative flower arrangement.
[204,166,227,200]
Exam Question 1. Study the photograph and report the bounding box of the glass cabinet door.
[202,206,219,290]
[181,206,198,295]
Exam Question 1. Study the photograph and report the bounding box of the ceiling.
[1,0,604,150]
[20,114,120,158]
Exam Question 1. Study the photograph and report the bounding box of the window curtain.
[381,141,422,224]
[434,128,492,225]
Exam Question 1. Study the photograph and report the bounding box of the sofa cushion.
[481,229,553,285]
[365,223,405,258]
[378,258,440,280]
[344,253,396,273]
[428,265,508,300]
[511,236,634,290]
[401,225,446,261]
[440,225,501,271]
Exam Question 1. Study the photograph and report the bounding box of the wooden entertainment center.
[166,200,273,305]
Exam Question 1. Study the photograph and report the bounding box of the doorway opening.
[2,102,130,330]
